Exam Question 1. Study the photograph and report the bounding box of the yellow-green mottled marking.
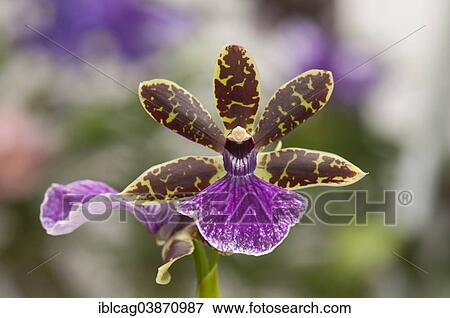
[255,148,366,190]
[214,44,260,134]
[140,79,226,153]
[253,70,334,149]
[122,156,225,202]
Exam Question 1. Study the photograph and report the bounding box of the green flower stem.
[192,240,209,280]
[192,240,221,298]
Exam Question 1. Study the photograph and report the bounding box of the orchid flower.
[41,44,366,297]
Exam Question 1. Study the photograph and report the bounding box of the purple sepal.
[40,180,118,235]
[40,179,185,236]
[178,175,308,256]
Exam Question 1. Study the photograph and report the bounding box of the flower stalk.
[192,240,221,298]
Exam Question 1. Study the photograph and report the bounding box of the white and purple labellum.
[178,127,308,256]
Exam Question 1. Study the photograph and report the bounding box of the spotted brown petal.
[255,148,366,190]
[214,44,260,134]
[156,225,196,285]
[140,79,226,152]
[253,70,334,149]
[121,156,225,202]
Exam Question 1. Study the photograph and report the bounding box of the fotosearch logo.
[299,190,413,226]
[62,190,413,226]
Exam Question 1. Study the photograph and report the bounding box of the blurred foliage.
[0,0,448,298]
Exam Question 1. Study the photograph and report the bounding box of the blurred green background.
[0,0,449,297]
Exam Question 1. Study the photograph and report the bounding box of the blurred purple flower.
[24,0,188,61]
[283,21,378,105]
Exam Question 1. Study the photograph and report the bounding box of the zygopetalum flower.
[122,44,367,256]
